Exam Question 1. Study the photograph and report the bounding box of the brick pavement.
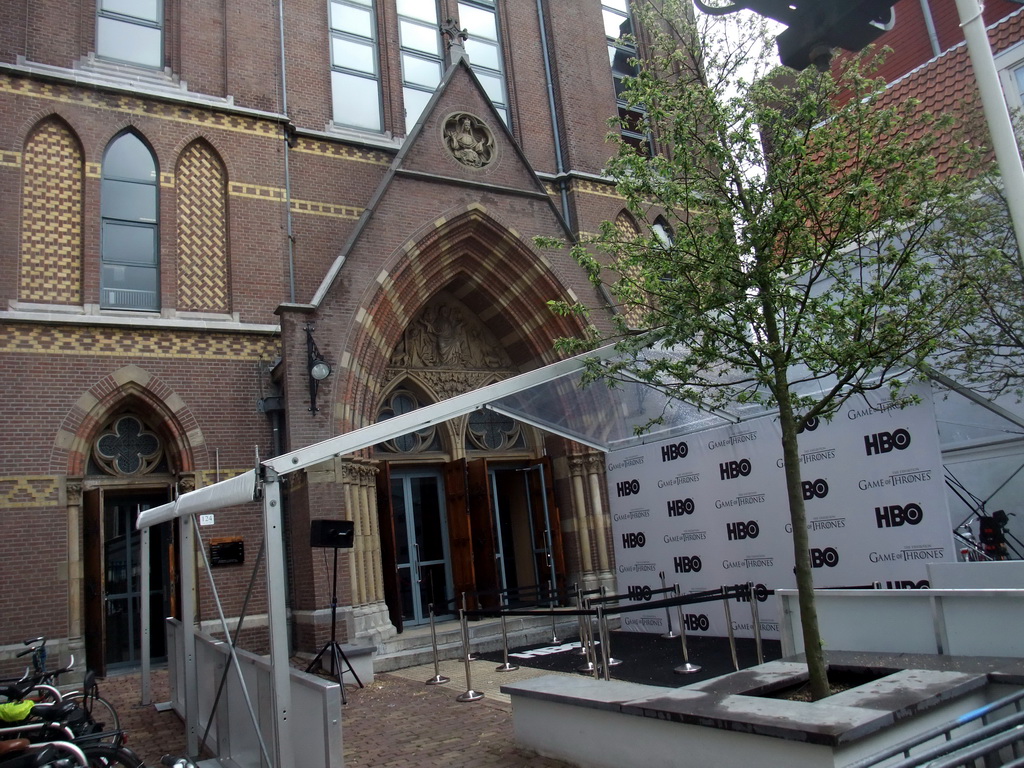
[100,665,575,767]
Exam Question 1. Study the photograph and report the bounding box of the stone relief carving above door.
[387,295,514,400]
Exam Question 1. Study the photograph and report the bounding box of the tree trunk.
[761,290,830,700]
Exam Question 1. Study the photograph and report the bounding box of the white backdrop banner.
[606,383,956,639]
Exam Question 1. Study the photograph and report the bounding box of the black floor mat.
[476,630,782,688]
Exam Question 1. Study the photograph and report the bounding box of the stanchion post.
[548,580,560,643]
[597,605,611,681]
[673,584,700,674]
[599,586,621,666]
[495,612,520,672]
[456,608,483,702]
[577,596,597,674]
[425,603,450,686]
[659,571,678,639]
[721,586,739,671]
[573,584,588,656]
[461,592,477,661]
[748,582,764,666]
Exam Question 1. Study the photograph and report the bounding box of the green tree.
[935,173,1024,399]
[546,3,984,700]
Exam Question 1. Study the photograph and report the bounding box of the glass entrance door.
[391,470,453,626]
[103,493,170,668]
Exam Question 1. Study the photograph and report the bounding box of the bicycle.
[2,640,119,738]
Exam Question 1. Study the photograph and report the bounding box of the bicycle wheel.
[81,743,144,768]
[63,692,121,740]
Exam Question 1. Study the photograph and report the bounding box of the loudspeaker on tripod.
[310,519,355,549]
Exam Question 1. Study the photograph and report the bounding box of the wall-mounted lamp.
[306,324,331,412]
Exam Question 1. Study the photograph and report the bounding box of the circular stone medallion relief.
[443,112,496,169]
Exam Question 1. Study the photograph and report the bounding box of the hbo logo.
[621,532,646,549]
[661,442,689,462]
[726,520,759,541]
[674,555,702,573]
[802,478,829,500]
[875,503,923,528]
[626,585,653,602]
[617,479,640,497]
[719,458,752,481]
[667,498,695,517]
[864,428,911,456]
[682,613,710,632]
[809,547,839,568]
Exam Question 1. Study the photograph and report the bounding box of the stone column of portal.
[568,457,594,575]
[65,481,84,651]
[343,459,393,643]
[341,465,366,606]
[585,453,612,578]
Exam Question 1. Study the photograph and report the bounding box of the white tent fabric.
[136,468,257,530]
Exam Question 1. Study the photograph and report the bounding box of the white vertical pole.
[140,520,151,706]
[180,513,199,757]
[263,473,293,768]
[954,0,1024,272]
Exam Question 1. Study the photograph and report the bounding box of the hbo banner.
[607,383,956,639]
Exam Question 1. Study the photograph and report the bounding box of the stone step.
[375,615,580,673]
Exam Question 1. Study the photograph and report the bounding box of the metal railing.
[848,687,1024,768]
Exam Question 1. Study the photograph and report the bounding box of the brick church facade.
[0,0,642,673]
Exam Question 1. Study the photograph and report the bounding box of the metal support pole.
[955,0,1024,272]
[495,613,520,672]
[425,604,450,686]
[748,583,764,666]
[722,586,739,671]
[456,609,483,702]
[659,571,678,638]
[673,585,700,674]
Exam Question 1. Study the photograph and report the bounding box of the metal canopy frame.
[135,341,1024,767]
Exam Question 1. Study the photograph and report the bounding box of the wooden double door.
[377,458,565,631]
[83,488,175,675]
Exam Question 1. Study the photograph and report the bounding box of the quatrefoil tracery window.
[93,415,164,476]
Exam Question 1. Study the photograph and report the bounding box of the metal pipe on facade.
[919,0,942,58]
[536,0,573,226]
[277,0,296,303]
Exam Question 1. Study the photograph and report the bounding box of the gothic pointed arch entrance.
[66,370,201,675]
[372,293,566,629]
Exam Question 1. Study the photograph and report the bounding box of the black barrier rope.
[587,585,675,605]
[462,583,776,621]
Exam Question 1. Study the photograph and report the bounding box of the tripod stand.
[306,545,363,704]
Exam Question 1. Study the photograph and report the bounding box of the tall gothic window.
[96,0,164,68]
[458,0,509,125]
[101,132,160,311]
[330,0,383,132]
[398,0,443,132]
[603,0,647,155]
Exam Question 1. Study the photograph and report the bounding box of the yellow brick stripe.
[0,324,279,361]
[0,150,21,167]
[0,476,60,509]
[0,75,279,139]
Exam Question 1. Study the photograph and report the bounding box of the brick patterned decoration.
[176,142,229,313]
[19,119,83,304]
[0,323,278,361]
[0,476,61,510]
